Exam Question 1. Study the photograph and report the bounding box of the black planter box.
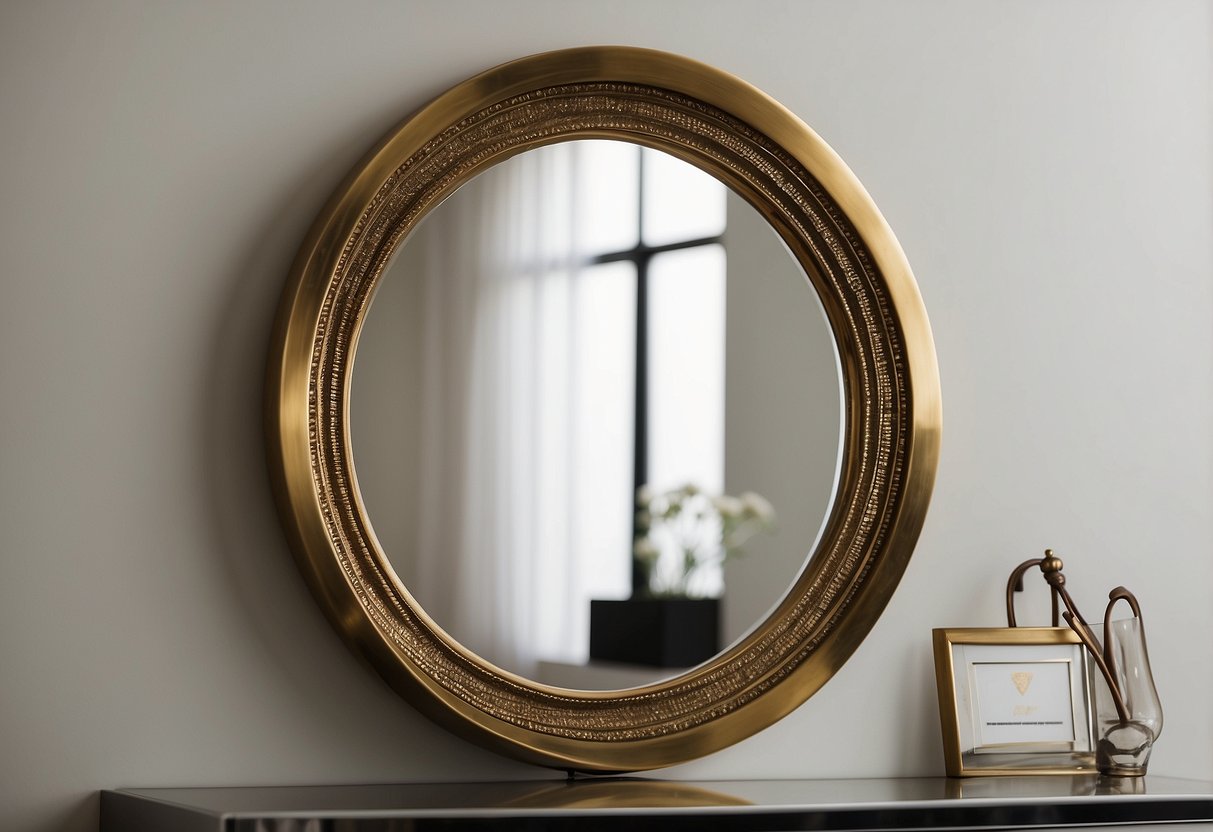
[589,597,720,668]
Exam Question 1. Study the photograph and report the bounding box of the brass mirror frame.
[266,46,941,772]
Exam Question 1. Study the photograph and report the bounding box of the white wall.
[1,2,1209,831]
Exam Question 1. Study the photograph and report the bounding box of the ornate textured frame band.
[266,46,942,772]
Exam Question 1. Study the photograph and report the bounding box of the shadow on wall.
[198,108,360,706]
[193,102,534,787]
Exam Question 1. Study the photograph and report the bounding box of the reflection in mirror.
[351,141,841,690]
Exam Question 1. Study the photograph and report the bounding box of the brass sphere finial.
[1040,549,1065,585]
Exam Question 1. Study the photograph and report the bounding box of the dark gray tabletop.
[101,775,1213,831]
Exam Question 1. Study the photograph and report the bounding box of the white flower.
[632,481,775,597]
[712,495,744,519]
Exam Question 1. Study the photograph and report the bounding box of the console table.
[101,775,1213,831]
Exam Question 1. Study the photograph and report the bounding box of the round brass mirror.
[267,46,941,772]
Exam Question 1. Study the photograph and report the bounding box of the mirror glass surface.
[351,140,841,690]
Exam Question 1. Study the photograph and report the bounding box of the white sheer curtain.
[410,143,633,679]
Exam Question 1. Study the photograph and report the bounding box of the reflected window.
[529,141,729,655]
[473,141,729,663]
[572,143,728,595]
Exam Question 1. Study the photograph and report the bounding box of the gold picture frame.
[267,46,942,773]
[933,628,1096,777]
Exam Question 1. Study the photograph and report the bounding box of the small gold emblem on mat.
[1012,671,1033,695]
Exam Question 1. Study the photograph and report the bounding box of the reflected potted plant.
[590,483,776,668]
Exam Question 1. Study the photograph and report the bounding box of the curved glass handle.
[1101,586,1161,739]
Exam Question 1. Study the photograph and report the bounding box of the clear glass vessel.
[1094,615,1163,776]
